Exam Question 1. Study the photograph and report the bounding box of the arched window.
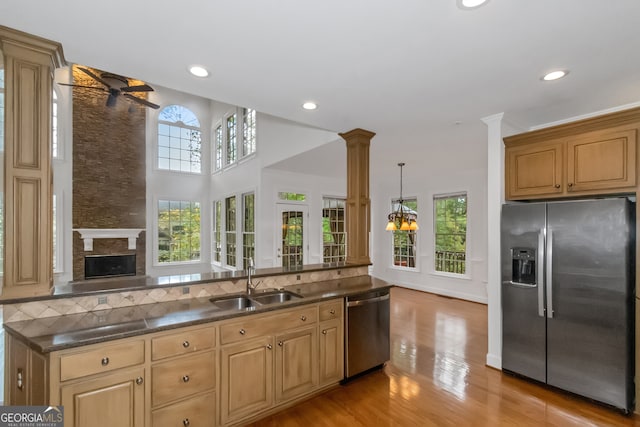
[158,105,202,173]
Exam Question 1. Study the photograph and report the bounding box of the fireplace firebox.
[85,254,136,279]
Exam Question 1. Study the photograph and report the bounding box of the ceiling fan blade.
[123,93,160,109]
[120,84,154,93]
[57,82,108,91]
[78,67,113,88]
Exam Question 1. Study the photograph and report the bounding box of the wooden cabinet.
[60,367,145,427]
[275,326,318,402]
[220,336,274,424]
[504,109,640,200]
[318,300,344,386]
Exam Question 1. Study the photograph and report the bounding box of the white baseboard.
[486,353,502,369]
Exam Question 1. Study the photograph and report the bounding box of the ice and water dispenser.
[511,247,536,285]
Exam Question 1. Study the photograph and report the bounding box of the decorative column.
[339,128,375,265]
[0,26,65,299]
[482,112,504,370]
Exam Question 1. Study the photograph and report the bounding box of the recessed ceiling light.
[302,102,317,110]
[542,70,568,81]
[189,65,209,78]
[457,0,489,9]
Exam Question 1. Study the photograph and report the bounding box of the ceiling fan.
[58,67,160,110]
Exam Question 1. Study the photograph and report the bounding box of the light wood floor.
[250,287,640,426]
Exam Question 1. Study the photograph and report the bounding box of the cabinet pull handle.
[239,328,246,335]
[136,376,144,385]
[182,375,190,383]
[182,340,190,348]
[183,419,190,427]
[267,344,273,350]
[101,357,109,366]
[278,341,283,346]
[322,330,327,335]
[300,315,307,321]
[554,184,560,189]
[329,309,336,315]
[17,368,23,391]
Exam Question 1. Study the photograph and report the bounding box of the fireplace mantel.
[74,228,144,252]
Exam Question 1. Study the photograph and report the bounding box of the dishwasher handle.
[346,293,390,307]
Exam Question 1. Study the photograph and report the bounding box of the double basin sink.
[210,290,303,311]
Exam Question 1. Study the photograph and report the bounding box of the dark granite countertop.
[3,275,393,354]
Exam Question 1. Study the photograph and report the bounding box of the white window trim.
[431,191,470,279]
[213,107,257,173]
[153,197,203,266]
[212,199,223,266]
[389,196,419,272]
[156,106,203,175]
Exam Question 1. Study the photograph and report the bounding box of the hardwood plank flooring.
[250,287,640,426]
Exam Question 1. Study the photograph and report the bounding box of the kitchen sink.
[251,291,303,305]
[211,295,261,311]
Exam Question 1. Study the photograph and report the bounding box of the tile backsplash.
[3,267,368,323]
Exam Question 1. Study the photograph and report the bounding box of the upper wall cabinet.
[504,108,640,201]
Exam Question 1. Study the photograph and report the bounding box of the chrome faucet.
[246,258,261,295]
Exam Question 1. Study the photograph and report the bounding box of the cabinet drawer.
[152,351,216,407]
[319,300,343,322]
[152,391,215,427]
[60,340,144,382]
[220,306,318,345]
[152,326,215,361]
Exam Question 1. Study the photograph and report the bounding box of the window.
[242,108,256,157]
[434,193,467,274]
[213,200,222,263]
[158,200,201,263]
[0,68,4,151]
[158,105,202,173]
[392,198,417,268]
[52,90,58,158]
[278,192,306,202]
[225,196,237,267]
[214,125,223,171]
[226,114,237,165]
[322,197,346,263]
[242,193,255,269]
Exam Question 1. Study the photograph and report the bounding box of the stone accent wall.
[72,65,147,280]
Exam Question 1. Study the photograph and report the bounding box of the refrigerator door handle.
[546,228,554,318]
[537,229,545,317]
[502,280,537,288]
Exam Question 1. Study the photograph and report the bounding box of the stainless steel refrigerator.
[501,198,635,412]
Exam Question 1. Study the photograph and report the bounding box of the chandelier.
[386,162,419,231]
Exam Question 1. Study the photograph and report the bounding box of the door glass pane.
[281,211,303,268]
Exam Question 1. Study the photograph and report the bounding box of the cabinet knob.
[183,419,190,427]
[239,328,246,335]
[182,340,190,348]
[568,182,574,187]
[322,330,327,335]
[278,341,283,347]
[136,376,144,385]
[329,309,336,315]
[554,184,561,189]
[182,375,190,383]
[300,315,307,321]
[101,357,109,366]
[267,344,273,350]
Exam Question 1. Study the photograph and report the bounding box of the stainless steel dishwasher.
[344,289,390,380]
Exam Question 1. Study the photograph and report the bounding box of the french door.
[276,204,308,268]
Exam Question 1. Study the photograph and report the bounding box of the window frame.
[322,196,346,263]
[432,192,469,278]
[156,198,202,265]
[242,192,256,269]
[212,199,222,265]
[213,107,257,172]
[389,197,419,271]
[225,195,237,268]
[157,105,203,175]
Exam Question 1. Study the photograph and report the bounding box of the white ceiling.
[2,0,640,174]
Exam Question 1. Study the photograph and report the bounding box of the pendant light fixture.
[386,162,419,231]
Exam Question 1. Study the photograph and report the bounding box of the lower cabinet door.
[275,326,318,402]
[220,337,274,424]
[152,391,216,427]
[60,367,145,427]
[319,319,344,386]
